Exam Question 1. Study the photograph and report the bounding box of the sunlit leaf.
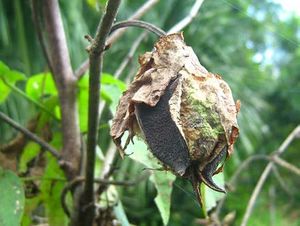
[0,80,9,103]
[101,73,126,91]
[77,73,126,131]
[86,0,107,10]
[0,61,26,103]
[19,142,40,174]
[25,73,57,100]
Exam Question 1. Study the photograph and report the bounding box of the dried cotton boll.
[110,33,239,206]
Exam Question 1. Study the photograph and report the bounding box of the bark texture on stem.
[43,0,81,180]
[80,1,122,225]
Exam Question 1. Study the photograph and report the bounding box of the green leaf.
[25,72,57,100]
[101,74,126,113]
[40,133,68,226]
[0,80,10,102]
[0,61,26,103]
[78,87,88,131]
[150,172,176,225]
[77,75,89,131]
[126,137,175,226]
[77,73,126,131]
[86,0,107,10]
[113,201,130,226]
[0,61,26,83]
[101,73,126,91]
[201,173,225,215]
[0,167,25,226]
[19,142,40,173]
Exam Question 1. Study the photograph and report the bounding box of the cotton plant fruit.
[110,33,239,205]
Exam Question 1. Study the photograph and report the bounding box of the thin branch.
[215,154,269,216]
[1,79,58,120]
[167,0,204,34]
[82,1,121,225]
[61,173,149,217]
[108,0,159,45]
[110,20,166,37]
[0,112,60,159]
[241,125,300,226]
[271,165,292,196]
[228,155,269,186]
[75,0,159,78]
[271,156,300,177]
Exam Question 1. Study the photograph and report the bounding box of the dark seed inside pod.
[135,77,190,176]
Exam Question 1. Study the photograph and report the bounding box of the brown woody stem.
[80,0,121,225]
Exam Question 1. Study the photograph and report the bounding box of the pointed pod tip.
[199,173,226,193]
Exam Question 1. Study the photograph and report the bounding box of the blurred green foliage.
[0,0,300,225]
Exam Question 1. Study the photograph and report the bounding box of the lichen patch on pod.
[110,33,239,206]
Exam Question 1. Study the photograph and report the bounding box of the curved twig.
[110,20,166,37]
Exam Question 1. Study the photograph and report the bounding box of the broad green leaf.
[0,80,10,102]
[0,61,26,103]
[101,73,126,91]
[77,73,126,131]
[126,137,176,226]
[19,142,40,173]
[101,74,126,113]
[0,61,10,75]
[0,61,26,83]
[25,72,57,100]
[201,173,225,215]
[86,0,107,10]
[78,87,89,131]
[40,133,68,226]
[150,172,176,225]
[40,158,67,226]
[77,75,89,131]
[37,95,59,127]
[0,167,25,226]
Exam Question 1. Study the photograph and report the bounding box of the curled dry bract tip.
[110,33,239,206]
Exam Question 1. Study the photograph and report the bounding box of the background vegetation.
[0,0,300,225]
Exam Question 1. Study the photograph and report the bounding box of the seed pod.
[110,33,239,206]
